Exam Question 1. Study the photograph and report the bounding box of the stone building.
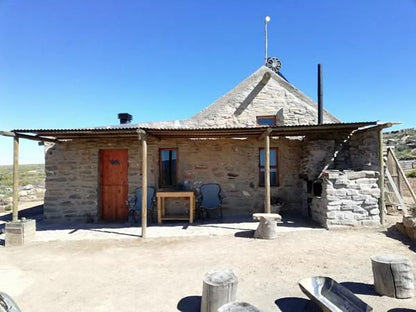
[11,65,391,228]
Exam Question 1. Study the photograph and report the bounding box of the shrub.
[406,169,416,178]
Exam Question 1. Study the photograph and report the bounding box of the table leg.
[157,197,162,224]
[190,195,194,224]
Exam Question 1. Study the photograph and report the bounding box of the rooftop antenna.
[264,16,282,73]
[264,16,271,64]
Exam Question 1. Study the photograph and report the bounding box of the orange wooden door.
[100,149,128,221]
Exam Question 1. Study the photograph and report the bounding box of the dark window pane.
[257,117,276,126]
[270,149,276,166]
[270,169,277,186]
[260,168,278,186]
[160,149,177,187]
[259,148,278,187]
[259,149,276,167]
[259,149,265,166]
[259,169,265,187]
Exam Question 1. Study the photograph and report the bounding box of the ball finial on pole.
[264,16,271,64]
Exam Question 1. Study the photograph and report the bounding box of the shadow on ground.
[275,297,321,312]
[384,224,416,253]
[177,296,201,312]
[387,309,416,312]
[340,282,378,296]
[0,204,44,223]
[1,206,322,241]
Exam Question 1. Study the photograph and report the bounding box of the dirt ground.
[1,215,416,312]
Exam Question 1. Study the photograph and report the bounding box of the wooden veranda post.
[378,129,386,225]
[140,131,148,238]
[265,132,271,213]
[12,136,19,222]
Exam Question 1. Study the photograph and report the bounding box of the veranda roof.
[8,121,389,142]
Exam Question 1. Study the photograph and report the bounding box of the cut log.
[201,269,238,312]
[252,213,281,240]
[218,301,262,312]
[371,254,414,298]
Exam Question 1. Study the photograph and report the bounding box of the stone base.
[5,219,36,247]
[253,213,282,240]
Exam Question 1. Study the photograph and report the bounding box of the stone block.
[369,208,380,215]
[356,178,378,185]
[369,189,381,198]
[334,179,349,187]
[344,171,366,179]
[327,205,341,211]
[346,189,359,196]
[5,219,36,247]
[364,197,378,205]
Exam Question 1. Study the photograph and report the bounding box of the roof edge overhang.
[7,121,386,141]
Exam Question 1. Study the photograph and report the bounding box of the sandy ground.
[1,214,416,312]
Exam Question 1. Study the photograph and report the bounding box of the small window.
[259,148,278,186]
[159,149,177,187]
[256,115,276,126]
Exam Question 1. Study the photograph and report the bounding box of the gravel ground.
[1,214,416,311]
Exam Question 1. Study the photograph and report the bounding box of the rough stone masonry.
[311,170,381,228]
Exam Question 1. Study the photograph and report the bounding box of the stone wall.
[44,139,142,222]
[310,170,381,228]
[43,136,304,222]
[300,128,380,181]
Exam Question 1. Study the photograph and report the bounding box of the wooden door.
[100,149,128,221]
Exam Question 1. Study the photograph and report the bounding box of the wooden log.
[141,134,147,238]
[218,302,262,312]
[253,213,281,240]
[201,269,238,312]
[371,254,414,298]
[12,137,19,222]
[264,134,270,214]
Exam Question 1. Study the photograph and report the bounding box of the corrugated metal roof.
[11,121,382,140]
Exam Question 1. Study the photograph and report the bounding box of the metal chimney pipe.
[318,64,323,125]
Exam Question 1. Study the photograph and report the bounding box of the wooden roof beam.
[258,128,272,141]
[1,131,59,143]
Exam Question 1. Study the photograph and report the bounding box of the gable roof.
[139,66,339,129]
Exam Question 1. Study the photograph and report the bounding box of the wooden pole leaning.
[378,129,386,225]
[12,136,19,222]
[138,129,148,238]
[265,132,271,214]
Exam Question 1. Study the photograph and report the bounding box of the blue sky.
[0,0,415,165]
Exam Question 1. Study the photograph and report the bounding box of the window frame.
[159,148,178,188]
[258,147,279,187]
[256,115,277,126]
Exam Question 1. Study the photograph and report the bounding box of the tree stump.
[371,254,414,298]
[201,269,238,312]
[218,302,262,312]
[252,213,281,240]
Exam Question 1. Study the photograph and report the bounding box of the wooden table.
[156,191,195,224]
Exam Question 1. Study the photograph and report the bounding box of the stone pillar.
[5,218,36,247]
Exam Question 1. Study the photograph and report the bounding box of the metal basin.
[298,277,373,312]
